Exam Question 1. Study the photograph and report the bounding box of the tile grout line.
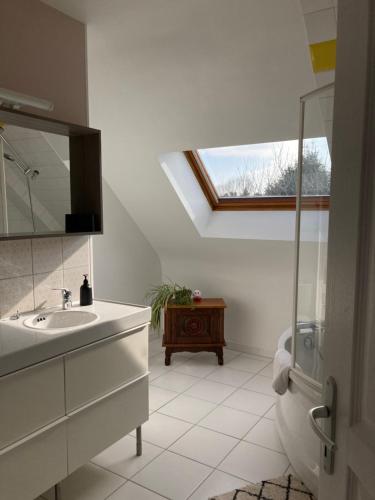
[128,479,171,500]
[96,452,172,500]
[149,354,275,426]
[142,362,284,496]
[186,468,217,500]
[149,406,280,451]
[155,391,266,437]
[195,415,261,441]
[102,482,128,500]
[156,399,222,426]
[89,346,282,500]
[162,425,287,478]
[91,435,165,483]
[129,375,239,497]
[100,475,127,500]
[101,472,172,500]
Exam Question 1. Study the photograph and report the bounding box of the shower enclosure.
[292,83,333,385]
[275,83,334,497]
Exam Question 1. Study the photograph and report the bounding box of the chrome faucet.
[10,309,20,320]
[53,288,73,310]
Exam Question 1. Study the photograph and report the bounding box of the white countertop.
[0,300,151,377]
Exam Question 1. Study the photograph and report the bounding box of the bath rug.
[210,474,316,500]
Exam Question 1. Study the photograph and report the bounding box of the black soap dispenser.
[80,274,93,306]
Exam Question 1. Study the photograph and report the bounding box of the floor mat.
[210,475,316,500]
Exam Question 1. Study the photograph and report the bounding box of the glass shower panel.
[294,84,334,383]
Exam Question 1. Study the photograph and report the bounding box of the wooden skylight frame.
[184,150,330,211]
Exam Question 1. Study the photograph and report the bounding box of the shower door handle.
[308,376,337,474]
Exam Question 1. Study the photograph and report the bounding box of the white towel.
[272,348,291,395]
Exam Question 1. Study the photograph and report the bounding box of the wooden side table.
[162,298,227,366]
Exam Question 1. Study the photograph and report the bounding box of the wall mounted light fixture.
[0,87,54,112]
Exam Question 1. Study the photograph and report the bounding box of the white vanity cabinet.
[0,358,65,450]
[67,376,148,472]
[65,325,149,472]
[0,360,68,500]
[65,326,148,412]
[0,323,149,500]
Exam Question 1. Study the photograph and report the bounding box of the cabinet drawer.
[65,325,148,412]
[0,359,65,449]
[0,421,67,500]
[67,375,148,473]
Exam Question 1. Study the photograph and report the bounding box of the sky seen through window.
[198,138,331,198]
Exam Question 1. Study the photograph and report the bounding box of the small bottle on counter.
[80,274,93,306]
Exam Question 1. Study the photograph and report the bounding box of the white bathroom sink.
[24,310,99,331]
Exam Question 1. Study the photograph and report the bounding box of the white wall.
[162,238,325,357]
[162,240,295,357]
[44,0,318,356]
[93,182,161,305]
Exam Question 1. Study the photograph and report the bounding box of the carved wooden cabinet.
[163,298,227,366]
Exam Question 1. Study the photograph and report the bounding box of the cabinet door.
[168,308,222,344]
[0,421,67,500]
[67,376,148,473]
[0,359,65,450]
[65,326,148,411]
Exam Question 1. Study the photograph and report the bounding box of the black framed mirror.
[0,106,102,239]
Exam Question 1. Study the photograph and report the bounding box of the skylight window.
[185,138,330,210]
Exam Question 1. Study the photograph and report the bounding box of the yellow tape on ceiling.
[309,39,336,73]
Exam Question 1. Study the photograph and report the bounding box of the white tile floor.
[38,338,291,500]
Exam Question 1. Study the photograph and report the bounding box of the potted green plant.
[146,282,192,331]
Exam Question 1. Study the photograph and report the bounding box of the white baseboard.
[149,334,274,360]
[225,341,274,360]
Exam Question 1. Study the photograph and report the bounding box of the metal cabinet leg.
[55,483,62,500]
[136,426,142,456]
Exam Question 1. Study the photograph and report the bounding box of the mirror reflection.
[0,124,71,234]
